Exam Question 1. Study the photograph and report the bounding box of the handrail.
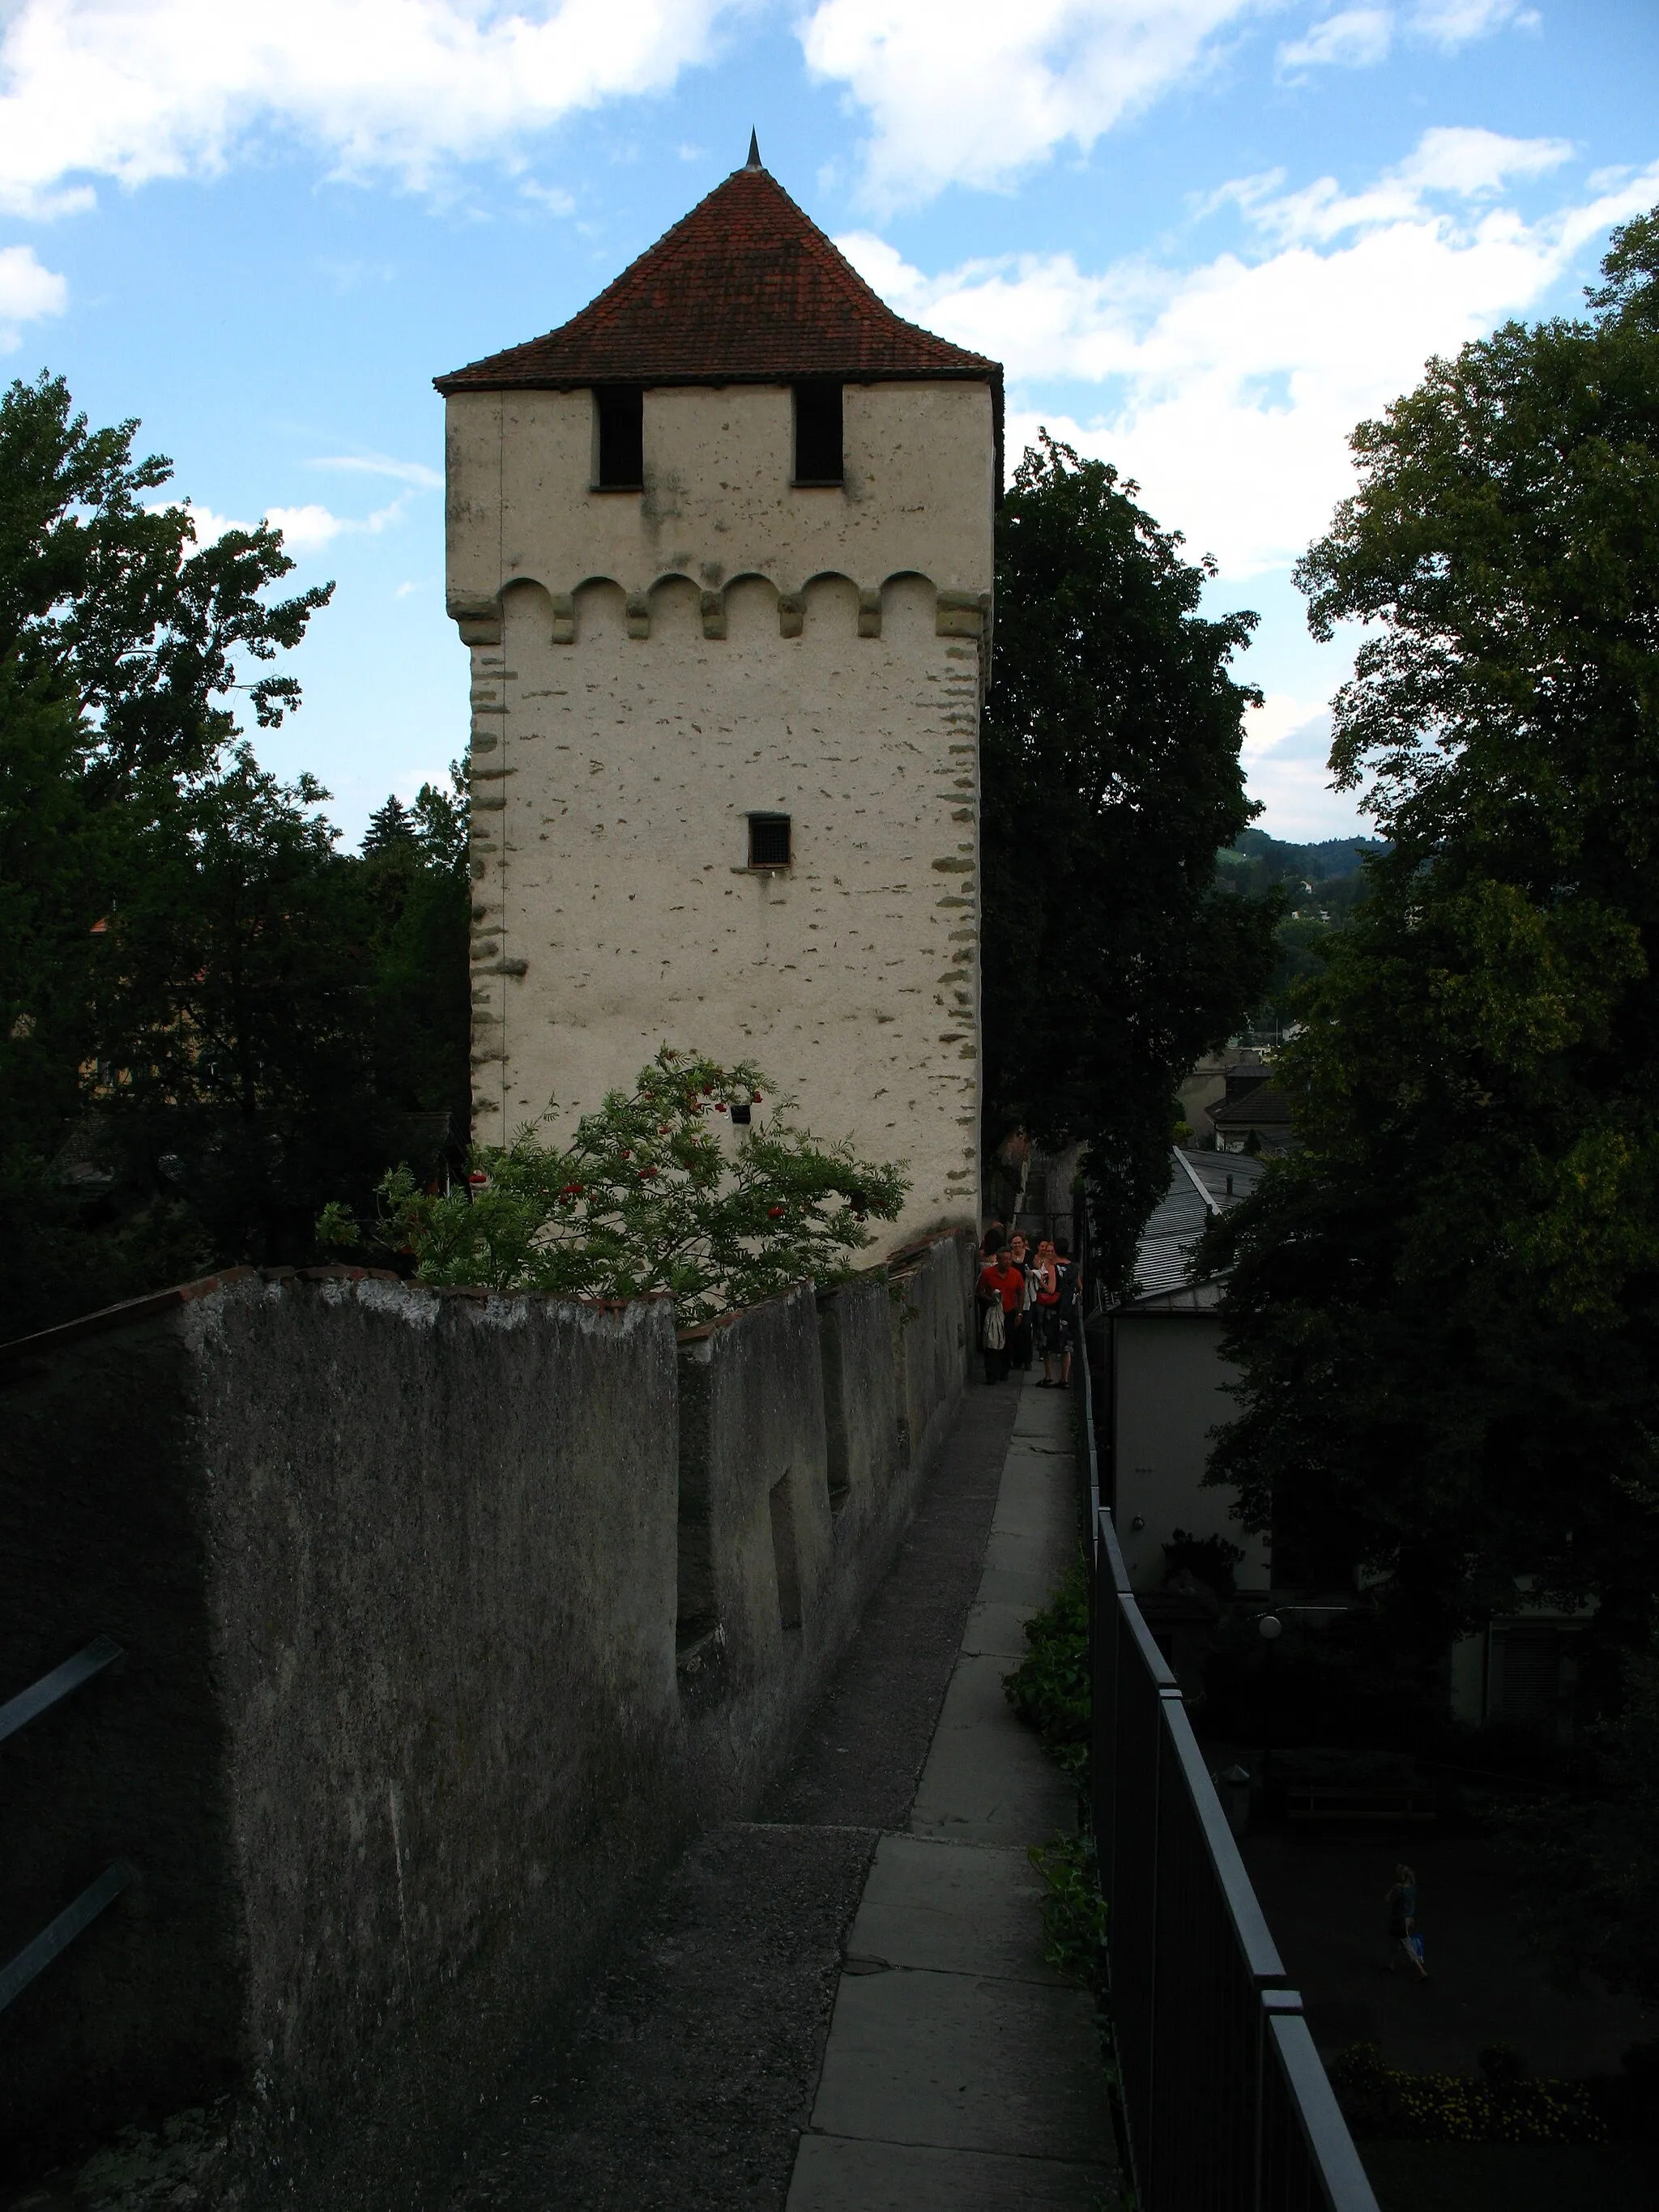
[1081,1306,1378,2211]
[0,1860,135,2016]
[0,1635,124,1747]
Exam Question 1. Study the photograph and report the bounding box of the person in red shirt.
[976,1245,1021,1385]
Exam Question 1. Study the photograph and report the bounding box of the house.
[1178,1046,1266,1145]
[435,141,1002,1256]
[1210,1070,1296,1154]
[1107,1148,1271,1599]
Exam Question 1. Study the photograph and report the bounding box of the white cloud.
[1408,0,1535,50]
[800,0,1259,207]
[1277,0,1533,74]
[1250,127,1572,244]
[309,452,442,490]
[0,241,66,348]
[0,0,736,219]
[1240,701,1364,839]
[838,142,1659,578]
[169,493,411,557]
[801,0,1542,204]
[1279,8,1393,72]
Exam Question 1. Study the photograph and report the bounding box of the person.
[1006,1232,1035,1372]
[1030,1238,1060,1385]
[1384,1864,1428,1980]
[981,1221,1007,1259]
[976,1245,1021,1385]
[1041,1235,1081,1389]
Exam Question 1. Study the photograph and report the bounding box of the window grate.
[748,816,791,868]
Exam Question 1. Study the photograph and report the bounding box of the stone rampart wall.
[0,1233,971,2205]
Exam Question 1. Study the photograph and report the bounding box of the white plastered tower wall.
[443,378,996,1255]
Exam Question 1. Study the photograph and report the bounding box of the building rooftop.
[1211,1081,1294,1131]
[1117,1149,1266,1308]
[435,151,1001,398]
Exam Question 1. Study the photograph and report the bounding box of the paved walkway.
[785,1371,1113,2210]
[19,1373,1111,2212]
[438,1368,1110,2211]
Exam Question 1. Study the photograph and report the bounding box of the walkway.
[786,1368,1112,2209]
[442,1370,1111,2211]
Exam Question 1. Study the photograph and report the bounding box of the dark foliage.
[1003,1554,1090,1780]
[982,434,1280,1293]
[1197,208,1659,1645]
[1506,1628,1659,2010]
[0,373,468,1340]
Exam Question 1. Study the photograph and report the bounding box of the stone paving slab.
[846,1835,1064,1984]
[805,1965,1106,2162]
[959,1596,1038,1660]
[788,1374,1114,2211]
[909,1652,1075,1843]
[787,2132,1111,2210]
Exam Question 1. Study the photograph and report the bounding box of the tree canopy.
[982,434,1278,1288]
[0,373,469,1340]
[1201,209,1659,1651]
[367,1049,907,1324]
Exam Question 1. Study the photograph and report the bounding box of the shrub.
[1004,1557,1090,1781]
[1328,2042,1606,2145]
[1029,1832,1107,1983]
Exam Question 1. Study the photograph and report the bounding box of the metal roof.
[1118,1149,1265,1308]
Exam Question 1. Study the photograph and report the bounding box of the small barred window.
[748,815,791,868]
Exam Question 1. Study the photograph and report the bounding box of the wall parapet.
[0,1234,973,2206]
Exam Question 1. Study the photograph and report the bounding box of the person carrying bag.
[976,1245,1021,1386]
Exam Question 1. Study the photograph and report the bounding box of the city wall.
[0,1230,973,2205]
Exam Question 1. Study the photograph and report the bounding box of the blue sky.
[2,0,1654,845]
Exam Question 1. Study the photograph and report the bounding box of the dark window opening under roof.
[748,814,791,868]
[595,386,643,489]
[793,381,842,485]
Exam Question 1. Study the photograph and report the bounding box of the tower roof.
[433,161,1000,395]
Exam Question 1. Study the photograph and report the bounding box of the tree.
[1507,1626,1659,2008]
[361,794,414,854]
[982,435,1279,1290]
[1201,209,1659,1647]
[0,373,337,1332]
[359,774,471,1149]
[0,373,471,1340]
[368,1048,908,1324]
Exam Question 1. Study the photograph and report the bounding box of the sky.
[2,1,1655,846]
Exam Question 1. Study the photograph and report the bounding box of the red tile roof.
[434,161,1000,394]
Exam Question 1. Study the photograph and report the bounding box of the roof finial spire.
[746,129,761,169]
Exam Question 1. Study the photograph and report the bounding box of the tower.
[436,147,1001,1255]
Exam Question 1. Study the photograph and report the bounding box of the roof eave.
[432,362,1000,395]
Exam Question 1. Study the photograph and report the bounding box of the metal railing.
[1077,1324,1378,2212]
[0,1635,132,2019]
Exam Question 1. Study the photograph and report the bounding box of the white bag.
[982,1299,1005,1352]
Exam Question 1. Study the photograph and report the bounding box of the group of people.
[975,1224,1080,1388]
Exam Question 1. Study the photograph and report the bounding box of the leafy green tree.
[0,373,471,1340]
[1506,1625,1659,2007]
[1201,210,1659,1645]
[983,434,1279,1289]
[368,1048,907,1324]
[0,372,336,1332]
[359,776,471,1145]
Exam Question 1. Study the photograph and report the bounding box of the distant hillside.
[1216,829,1388,1020]
[1218,828,1387,891]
